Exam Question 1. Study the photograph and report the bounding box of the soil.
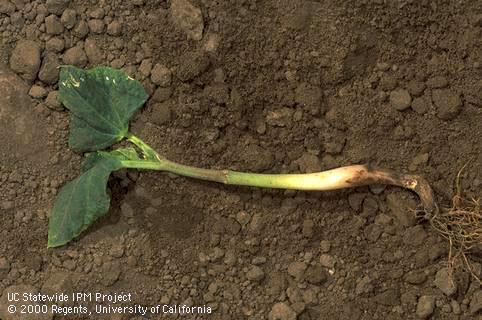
[0,0,482,319]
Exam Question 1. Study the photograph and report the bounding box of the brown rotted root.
[429,196,481,283]
[346,164,439,216]
[429,196,481,251]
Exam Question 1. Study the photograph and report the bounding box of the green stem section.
[122,133,373,191]
[122,157,388,191]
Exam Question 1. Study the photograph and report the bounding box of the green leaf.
[80,152,109,173]
[48,148,140,247]
[58,66,148,152]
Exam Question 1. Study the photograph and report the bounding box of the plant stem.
[226,166,369,190]
[121,160,163,171]
[123,133,438,215]
[160,162,436,213]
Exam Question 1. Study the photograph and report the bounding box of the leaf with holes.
[47,148,141,247]
[58,66,148,152]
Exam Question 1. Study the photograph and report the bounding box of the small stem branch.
[126,132,162,161]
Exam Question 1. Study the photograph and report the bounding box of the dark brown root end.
[364,166,438,215]
[409,174,438,217]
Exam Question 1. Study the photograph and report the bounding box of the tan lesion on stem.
[345,164,438,216]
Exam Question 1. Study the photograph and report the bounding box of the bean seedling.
[49,66,479,283]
